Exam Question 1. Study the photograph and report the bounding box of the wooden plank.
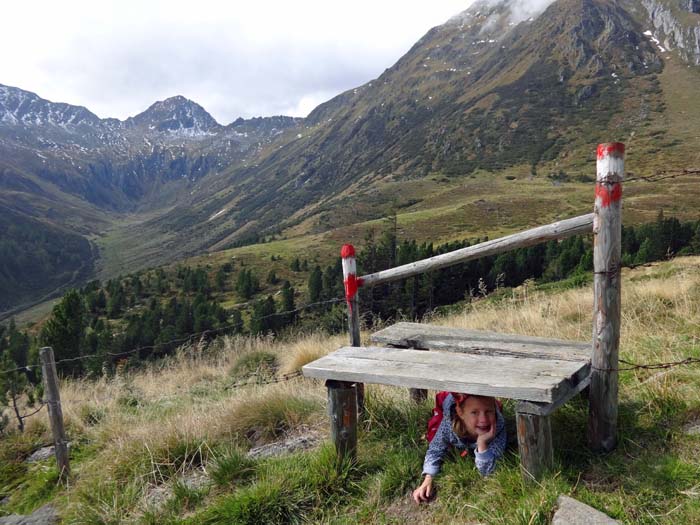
[516,411,553,482]
[303,346,589,403]
[360,214,593,287]
[371,322,590,362]
[588,142,624,453]
[516,375,591,416]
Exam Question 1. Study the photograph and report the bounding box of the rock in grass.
[247,434,320,459]
[0,504,58,525]
[552,496,619,524]
[26,443,71,463]
[683,420,700,435]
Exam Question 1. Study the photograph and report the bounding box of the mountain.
[137,0,698,251]
[125,96,221,135]
[0,85,302,314]
[2,0,700,317]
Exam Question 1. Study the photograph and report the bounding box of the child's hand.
[412,475,434,504]
[476,421,496,452]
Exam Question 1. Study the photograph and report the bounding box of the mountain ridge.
[2,0,700,316]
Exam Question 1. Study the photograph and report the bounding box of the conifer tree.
[280,281,296,326]
[40,289,87,374]
[308,265,323,302]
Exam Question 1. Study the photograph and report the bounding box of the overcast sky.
[1,1,475,124]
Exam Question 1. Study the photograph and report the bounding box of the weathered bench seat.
[302,322,592,480]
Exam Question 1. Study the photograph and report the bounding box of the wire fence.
[36,370,307,406]
[625,168,700,184]
[594,356,700,372]
[0,297,345,377]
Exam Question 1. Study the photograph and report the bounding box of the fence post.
[588,142,624,452]
[341,245,363,413]
[39,347,70,482]
[326,380,358,463]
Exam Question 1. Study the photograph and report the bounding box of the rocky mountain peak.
[127,95,220,135]
[0,83,102,129]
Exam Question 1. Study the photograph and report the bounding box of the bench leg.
[516,411,553,482]
[326,380,358,462]
[410,388,427,403]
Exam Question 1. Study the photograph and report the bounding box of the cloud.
[0,0,474,123]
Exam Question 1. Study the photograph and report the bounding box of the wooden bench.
[302,143,625,482]
[303,322,591,479]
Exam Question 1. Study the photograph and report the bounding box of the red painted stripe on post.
[341,244,355,259]
[344,275,362,303]
[595,182,622,208]
[597,143,625,160]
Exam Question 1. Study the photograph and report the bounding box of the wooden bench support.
[326,380,358,462]
[516,411,553,482]
[306,330,590,482]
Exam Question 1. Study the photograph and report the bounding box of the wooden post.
[588,142,624,452]
[327,380,358,462]
[39,347,70,482]
[341,245,364,412]
[516,411,553,481]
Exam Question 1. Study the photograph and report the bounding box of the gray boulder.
[0,504,58,525]
[552,495,619,525]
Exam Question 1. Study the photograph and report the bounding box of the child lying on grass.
[413,393,506,504]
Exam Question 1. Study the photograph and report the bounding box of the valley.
[2,0,700,323]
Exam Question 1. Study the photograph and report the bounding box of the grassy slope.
[2,256,700,524]
[90,46,700,298]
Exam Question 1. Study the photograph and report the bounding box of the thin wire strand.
[0,297,345,376]
[50,371,305,405]
[625,169,700,184]
[593,357,700,372]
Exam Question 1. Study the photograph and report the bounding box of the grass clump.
[196,445,358,524]
[209,448,256,488]
[1,465,61,515]
[229,351,278,383]
[219,386,323,442]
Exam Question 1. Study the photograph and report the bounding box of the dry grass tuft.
[279,332,346,375]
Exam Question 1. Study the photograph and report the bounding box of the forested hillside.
[0,208,94,313]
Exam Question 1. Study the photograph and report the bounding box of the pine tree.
[0,351,30,433]
[40,289,87,375]
[235,269,258,299]
[280,281,296,326]
[249,296,276,334]
[308,266,323,302]
[216,267,227,290]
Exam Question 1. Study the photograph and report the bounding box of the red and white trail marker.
[341,244,362,309]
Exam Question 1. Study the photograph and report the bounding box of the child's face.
[455,396,496,439]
